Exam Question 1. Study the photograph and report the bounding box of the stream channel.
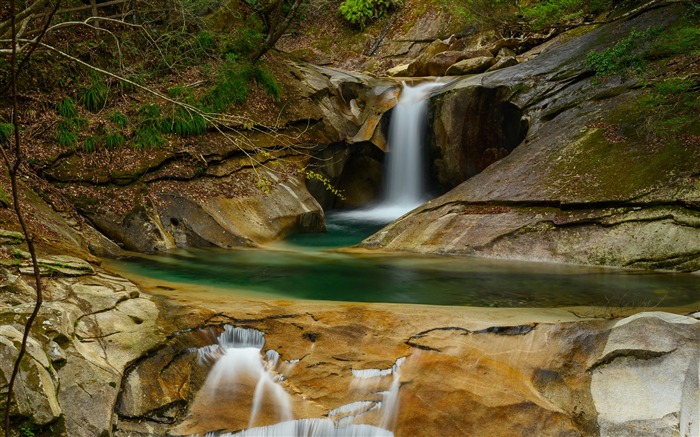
[110,80,700,310]
[110,213,700,309]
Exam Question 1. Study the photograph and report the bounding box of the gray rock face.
[590,312,700,437]
[363,4,700,272]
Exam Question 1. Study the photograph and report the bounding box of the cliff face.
[362,4,700,272]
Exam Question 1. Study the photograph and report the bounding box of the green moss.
[549,94,699,200]
[0,188,12,208]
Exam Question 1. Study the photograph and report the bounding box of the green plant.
[82,136,98,153]
[585,28,660,77]
[204,56,253,111]
[133,127,165,149]
[19,425,35,437]
[0,123,14,143]
[339,0,402,29]
[253,65,281,101]
[80,73,109,112]
[648,18,700,58]
[300,168,346,200]
[109,111,129,128]
[224,22,264,57]
[55,97,78,118]
[520,0,611,29]
[439,0,516,31]
[257,176,272,194]
[0,186,12,208]
[55,120,79,148]
[161,108,207,137]
[638,77,699,136]
[105,133,126,149]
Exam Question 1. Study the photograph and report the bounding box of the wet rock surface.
[2,262,698,436]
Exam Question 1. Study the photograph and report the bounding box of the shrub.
[82,136,98,153]
[439,0,517,31]
[339,0,402,30]
[56,122,79,148]
[203,57,253,112]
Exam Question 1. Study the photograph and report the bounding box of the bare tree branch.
[2,2,62,436]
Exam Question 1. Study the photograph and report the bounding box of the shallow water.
[111,215,700,308]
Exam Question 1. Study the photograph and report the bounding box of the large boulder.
[444,56,497,75]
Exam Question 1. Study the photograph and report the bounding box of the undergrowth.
[339,0,403,30]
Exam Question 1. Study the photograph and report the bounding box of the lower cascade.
[336,81,444,224]
[192,326,405,437]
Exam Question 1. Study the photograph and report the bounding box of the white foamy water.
[196,326,293,429]
[214,418,394,436]
[336,81,444,224]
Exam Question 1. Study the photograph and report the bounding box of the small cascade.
[193,327,407,437]
[336,81,444,224]
[211,418,393,436]
[196,326,293,429]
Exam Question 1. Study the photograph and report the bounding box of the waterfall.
[336,81,443,224]
[194,326,294,430]
[192,327,406,437]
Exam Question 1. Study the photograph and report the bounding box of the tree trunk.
[250,0,304,62]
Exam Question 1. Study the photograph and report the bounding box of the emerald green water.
[110,214,700,308]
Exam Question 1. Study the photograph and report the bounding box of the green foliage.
[133,127,166,149]
[224,24,265,57]
[82,136,98,153]
[339,0,402,29]
[585,28,659,76]
[161,108,207,136]
[648,18,700,58]
[204,57,253,112]
[300,168,346,200]
[197,31,216,54]
[18,425,35,437]
[109,111,129,128]
[56,122,79,148]
[520,0,611,29]
[639,77,699,136]
[253,65,282,101]
[257,176,272,194]
[0,186,12,208]
[55,97,78,118]
[133,104,166,149]
[105,133,126,149]
[203,56,283,111]
[0,123,14,143]
[441,0,516,31]
[79,73,109,113]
